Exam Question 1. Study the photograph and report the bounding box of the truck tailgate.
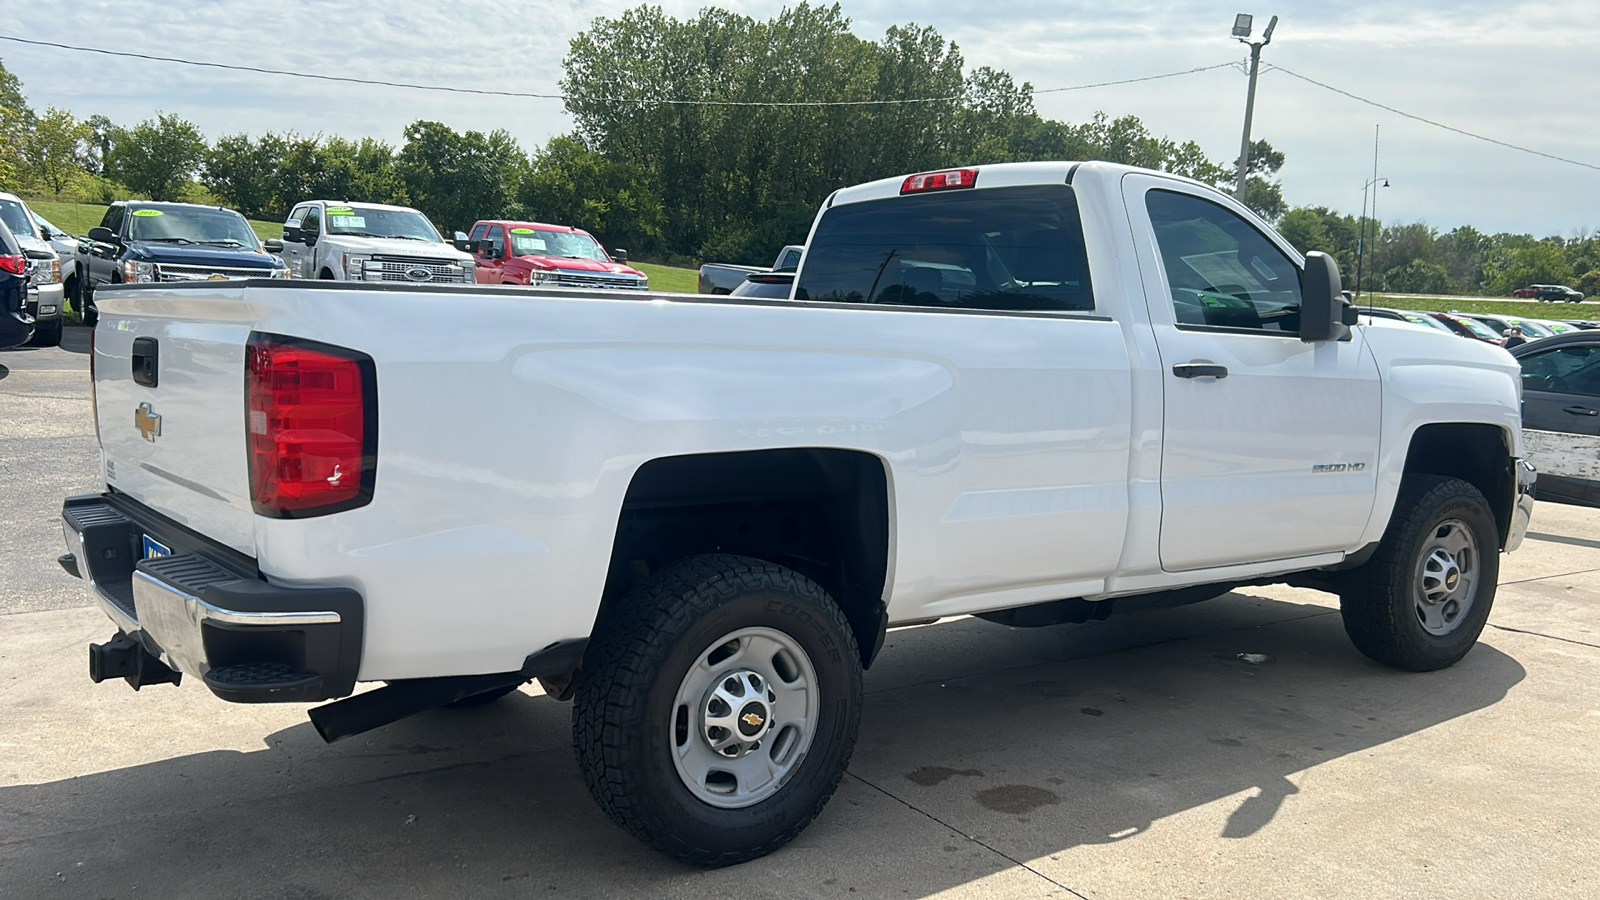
[94,285,257,554]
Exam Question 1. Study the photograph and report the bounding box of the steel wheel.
[670,626,820,809]
[1413,518,1479,636]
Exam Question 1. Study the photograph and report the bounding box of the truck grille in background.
[158,264,275,281]
[370,257,471,283]
[549,269,648,290]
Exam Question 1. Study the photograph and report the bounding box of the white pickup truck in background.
[60,161,1534,867]
[278,200,476,284]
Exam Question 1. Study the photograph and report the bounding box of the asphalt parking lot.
[3,328,1598,899]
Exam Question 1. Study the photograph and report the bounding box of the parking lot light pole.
[1233,13,1278,201]
[1356,176,1389,300]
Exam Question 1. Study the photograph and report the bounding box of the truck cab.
[467,219,647,289]
[279,201,476,284]
[75,201,289,326]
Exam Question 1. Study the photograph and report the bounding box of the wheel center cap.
[1445,569,1460,590]
[737,702,767,737]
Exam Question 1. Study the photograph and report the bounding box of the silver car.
[0,193,65,347]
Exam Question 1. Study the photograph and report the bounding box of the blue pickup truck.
[75,201,288,326]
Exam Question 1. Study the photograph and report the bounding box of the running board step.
[203,662,324,703]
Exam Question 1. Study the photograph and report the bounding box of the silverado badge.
[135,402,162,442]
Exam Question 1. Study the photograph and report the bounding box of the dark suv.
[1534,284,1585,303]
[75,201,287,326]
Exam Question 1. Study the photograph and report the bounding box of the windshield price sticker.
[132,209,164,217]
[330,216,366,228]
[516,238,548,252]
[510,227,535,234]
[326,206,355,215]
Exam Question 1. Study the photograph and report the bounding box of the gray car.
[0,193,65,347]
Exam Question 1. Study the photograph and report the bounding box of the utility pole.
[1232,13,1278,202]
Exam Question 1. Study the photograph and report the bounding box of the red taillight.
[900,168,978,194]
[246,333,377,518]
[0,254,26,275]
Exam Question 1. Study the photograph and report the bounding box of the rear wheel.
[573,554,862,867]
[1339,476,1499,671]
[77,279,97,327]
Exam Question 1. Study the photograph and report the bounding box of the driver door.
[1123,174,1382,571]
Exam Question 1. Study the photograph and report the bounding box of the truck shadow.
[0,594,1526,899]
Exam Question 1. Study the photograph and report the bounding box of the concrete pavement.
[2,329,1597,898]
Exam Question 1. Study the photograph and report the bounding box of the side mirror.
[283,220,302,242]
[37,225,52,240]
[452,232,475,253]
[263,239,284,254]
[611,248,628,263]
[1299,251,1352,343]
[87,226,116,244]
[475,238,496,258]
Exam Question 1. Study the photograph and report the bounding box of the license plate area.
[142,535,172,560]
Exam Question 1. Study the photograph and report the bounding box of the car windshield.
[128,207,260,246]
[509,228,608,261]
[0,199,37,239]
[1401,312,1452,332]
[325,206,442,241]
[34,213,67,238]
[1450,316,1500,340]
[1507,318,1555,338]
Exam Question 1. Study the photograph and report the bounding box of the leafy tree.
[106,113,207,201]
[397,121,523,234]
[0,57,31,185]
[204,132,286,218]
[81,114,119,175]
[21,106,91,196]
[1382,259,1452,294]
[519,135,664,254]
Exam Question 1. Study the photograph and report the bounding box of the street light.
[1232,13,1278,202]
[1356,177,1390,300]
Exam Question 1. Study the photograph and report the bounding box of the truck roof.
[305,200,424,213]
[827,160,1215,208]
[474,219,592,235]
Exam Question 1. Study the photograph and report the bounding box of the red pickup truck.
[468,220,648,290]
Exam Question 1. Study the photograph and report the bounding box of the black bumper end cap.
[58,553,81,579]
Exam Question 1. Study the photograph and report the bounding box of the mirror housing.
[263,238,284,254]
[1299,251,1353,343]
[611,248,628,263]
[87,226,116,244]
[452,231,475,253]
[282,220,303,243]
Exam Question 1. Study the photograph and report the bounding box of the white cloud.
[6,0,1598,235]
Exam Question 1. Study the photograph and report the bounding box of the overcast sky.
[5,0,1597,236]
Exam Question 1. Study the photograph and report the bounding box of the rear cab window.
[795,185,1094,313]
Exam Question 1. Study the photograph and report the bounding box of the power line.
[1033,61,1239,93]
[1267,64,1600,173]
[0,32,1232,108]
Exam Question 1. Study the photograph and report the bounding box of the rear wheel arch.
[597,448,893,669]
[1400,422,1516,548]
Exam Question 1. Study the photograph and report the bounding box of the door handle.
[1173,363,1229,379]
[1564,405,1599,417]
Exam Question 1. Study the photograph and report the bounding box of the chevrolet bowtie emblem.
[741,713,764,727]
[135,402,162,442]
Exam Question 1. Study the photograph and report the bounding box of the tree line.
[1,2,1595,294]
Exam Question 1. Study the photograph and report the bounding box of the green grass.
[25,199,283,243]
[634,261,699,294]
[1367,294,1597,320]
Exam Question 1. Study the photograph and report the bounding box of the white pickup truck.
[278,200,476,284]
[60,161,1534,867]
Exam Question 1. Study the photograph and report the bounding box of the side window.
[487,225,506,258]
[778,247,801,270]
[100,205,124,235]
[1146,189,1302,334]
[1521,345,1600,397]
[301,205,321,235]
[469,223,488,244]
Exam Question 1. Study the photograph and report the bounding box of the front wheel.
[1339,476,1499,671]
[573,554,863,867]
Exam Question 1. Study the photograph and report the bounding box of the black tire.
[29,317,62,347]
[78,279,97,328]
[573,553,863,867]
[1339,475,1499,671]
[443,683,521,708]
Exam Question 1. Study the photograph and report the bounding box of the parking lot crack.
[1488,623,1600,651]
[847,772,1090,899]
